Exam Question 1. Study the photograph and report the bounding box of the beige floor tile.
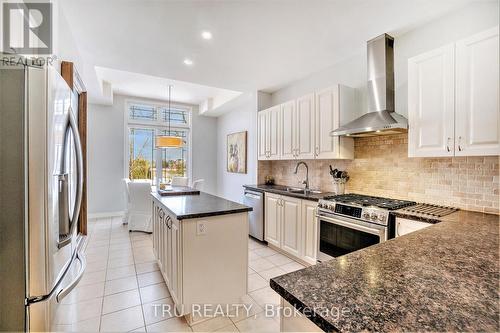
[86,252,110,264]
[279,261,305,273]
[252,247,278,258]
[248,239,266,250]
[100,305,145,332]
[108,256,135,269]
[86,259,108,273]
[191,316,233,332]
[102,289,141,314]
[234,313,280,332]
[130,326,146,332]
[110,237,131,245]
[228,294,264,323]
[137,271,164,287]
[54,298,103,325]
[105,276,138,295]
[248,251,261,261]
[134,252,156,264]
[61,281,105,304]
[135,261,159,274]
[140,283,170,303]
[266,253,294,266]
[248,287,280,308]
[87,239,110,248]
[109,249,134,260]
[109,242,133,251]
[132,239,153,249]
[79,269,106,286]
[142,297,174,325]
[146,317,192,332]
[248,258,274,273]
[257,267,287,282]
[247,273,268,293]
[69,316,101,332]
[107,264,137,281]
[214,323,239,332]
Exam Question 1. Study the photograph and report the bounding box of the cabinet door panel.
[170,220,180,304]
[456,27,500,156]
[408,44,455,157]
[265,193,281,247]
[257,111,267,160]
[281,101,296,160]
[281,197,301,258]
[315,87,338,159]
[301,201,317,265]
[268,106,281,159]
[296,94,315,159]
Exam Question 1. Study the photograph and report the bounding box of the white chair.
[191,179,205,191]
[171,176,189,186]
[127,181,152,233]
[122,178,131,225]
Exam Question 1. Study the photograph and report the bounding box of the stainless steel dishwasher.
[243,189,264,241]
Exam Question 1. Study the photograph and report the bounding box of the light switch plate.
[196,221,207,235]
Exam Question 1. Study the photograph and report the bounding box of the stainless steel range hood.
[331,34,408,137]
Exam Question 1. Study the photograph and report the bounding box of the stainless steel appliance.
[331,34,409,137]
[243,189,264,241]
[317,193,415,261]
[0,58,86,331]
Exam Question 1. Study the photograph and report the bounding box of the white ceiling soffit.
[60,0,482,106]
[94,66,242,115]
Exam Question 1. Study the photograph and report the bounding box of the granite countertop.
[151,192,252,220]
[270,210,499,332]
[243,184,335,201]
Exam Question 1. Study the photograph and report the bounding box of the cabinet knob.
[458,136,463,152]
[446,137,451,152]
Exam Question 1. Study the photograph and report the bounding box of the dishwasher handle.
[244,190,262,200]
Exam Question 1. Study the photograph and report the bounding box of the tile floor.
[54,217,306,332]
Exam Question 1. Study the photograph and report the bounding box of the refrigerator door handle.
[57,107,84,249]
[55,251,86,303]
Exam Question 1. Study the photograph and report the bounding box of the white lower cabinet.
[301,200,318,265]
[395,218,432,237]
[264,193,318,264]
[152,199,248,318]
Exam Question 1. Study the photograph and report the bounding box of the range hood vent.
[331,34,408,137]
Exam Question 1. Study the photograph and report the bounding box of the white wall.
[87,94,217,215]
[271,1,499,117]
[215,93,259,202]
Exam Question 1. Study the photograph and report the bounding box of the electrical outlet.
[196,221,207,235]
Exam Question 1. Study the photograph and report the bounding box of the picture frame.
[227,131,247,174]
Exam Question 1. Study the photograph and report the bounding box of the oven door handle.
[316,214,385,237]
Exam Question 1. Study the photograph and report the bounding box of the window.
[126,101,191,184]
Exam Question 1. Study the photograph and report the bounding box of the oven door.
[317,211,387,262]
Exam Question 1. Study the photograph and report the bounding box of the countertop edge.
[243,185,329,202]
[176,207,253,220]
[270,279,338,332]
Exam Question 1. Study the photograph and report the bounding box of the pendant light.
[155,85,183,148]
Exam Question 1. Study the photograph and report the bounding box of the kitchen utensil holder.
[332,179,346,195]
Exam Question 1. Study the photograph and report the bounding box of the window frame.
[124,98,193,184]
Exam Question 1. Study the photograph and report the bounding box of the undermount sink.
[285,187,322,195]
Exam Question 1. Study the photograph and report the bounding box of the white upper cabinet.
[296,93,315,159]
[257,111,267,160]
[281,100,297,159]
[315,85,355,159]
[257,86,357,161]
[408,44,455,157]
[455,27,500,156]
[408,26,499,158]
[257,105,281,160]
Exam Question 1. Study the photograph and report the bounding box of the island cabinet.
[408,26,499,157]
[265,193,318,265]
[152,196,249,324]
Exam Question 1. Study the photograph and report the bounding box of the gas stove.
[318,193,416,226]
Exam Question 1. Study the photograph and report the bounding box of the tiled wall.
[258,134,500,214]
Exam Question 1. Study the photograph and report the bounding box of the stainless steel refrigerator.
[0,58,86,331]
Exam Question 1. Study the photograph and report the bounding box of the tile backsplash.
[258,134,499,214]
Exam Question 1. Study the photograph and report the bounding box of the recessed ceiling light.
[201,31,212,40]
[183,58,193,66]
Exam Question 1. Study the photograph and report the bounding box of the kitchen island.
[270,210,499,332]
[151,192,252,324]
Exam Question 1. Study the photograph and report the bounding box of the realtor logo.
[2,2,52,54]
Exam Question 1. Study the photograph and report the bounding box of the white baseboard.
[88,211,125,219]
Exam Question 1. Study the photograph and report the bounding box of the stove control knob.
[378,214,386,222]
[370,213,378,220]
[318,203,324,208]
[362,212,371,219]
[328,205,335,211]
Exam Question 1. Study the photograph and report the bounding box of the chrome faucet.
[294,161,310,194]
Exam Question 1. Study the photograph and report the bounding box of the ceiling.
[60,0,481,108]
